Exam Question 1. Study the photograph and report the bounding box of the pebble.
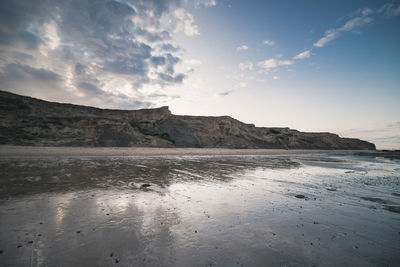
[295,195,305,199]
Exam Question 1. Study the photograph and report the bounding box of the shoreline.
[0,145,372,157]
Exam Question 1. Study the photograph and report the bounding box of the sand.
[0,147,399,266]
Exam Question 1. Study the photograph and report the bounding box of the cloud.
[273,76,279,80]
[258,59,293,70]
[293,50,311,60]
[0,63,62,82]
[218,81,246,97]
[378,2,400,17]
[219,89,234,96]
[173,8,200,36]
[312,4,400,48]
[341,16,373,31]
[258,59,278,69]
[0,0,200,109]
[236,45,249,51]
[239,62,253,71]
[263,40,275,46]
[314,7,375,48]
[195,0,217,8]
[184,59,202,66]
[314,29,340,48]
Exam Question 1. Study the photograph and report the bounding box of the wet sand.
[0,147,399,266]
[0,146,371,157]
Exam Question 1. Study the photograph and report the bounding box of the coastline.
[0,145,370,157]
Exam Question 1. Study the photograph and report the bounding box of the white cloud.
[361,8,374,16]
[236,45,249,51]
[173,8,200,36]
[273,76,279,80]
[313,7,375,48]
[195,0,217,8]
[313,29,340,48]
[239,82,247,88]
[239,62,253,71]
[263,40,275,46]
[378,3,400,17]
[293,50,311,60]
[258,59,278,69]
[257,58,293,70]
[184,59,202,66]
[341,16,373,31]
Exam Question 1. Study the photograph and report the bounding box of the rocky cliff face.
[0,91,375,149]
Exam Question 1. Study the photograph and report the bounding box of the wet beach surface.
[0,149,399,266]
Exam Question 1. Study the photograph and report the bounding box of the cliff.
[0,91,375,149]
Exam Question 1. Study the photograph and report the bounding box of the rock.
[27,241,33,244]
[141,183,151,188]
[326,188,337,191]
[0,90,376,150]
[295,194,306,199]
[361,197,390,204]
[76,230,81,234]
[391,193,400,197]
[384,205,400,213]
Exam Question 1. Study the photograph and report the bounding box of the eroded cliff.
[0,91,375,149]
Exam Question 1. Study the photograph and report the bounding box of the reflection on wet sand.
[0,152,399,266]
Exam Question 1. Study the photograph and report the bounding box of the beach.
[0,147,399,266]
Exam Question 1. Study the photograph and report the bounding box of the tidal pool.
[0,149,399,266]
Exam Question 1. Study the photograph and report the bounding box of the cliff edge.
[0,91,375,149]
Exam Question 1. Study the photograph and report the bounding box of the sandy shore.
[0,148,399,266]
[0,145,368,157]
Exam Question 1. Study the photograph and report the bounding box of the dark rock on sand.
[391,193,400,197]
[384,206,400,213]
[360,197,391,204]
[295,195,306,199]
[0,90,375,150]
[141,184,151,188]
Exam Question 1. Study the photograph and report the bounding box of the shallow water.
[0,151,399,266]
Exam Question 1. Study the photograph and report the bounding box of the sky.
[0,0,399,149]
